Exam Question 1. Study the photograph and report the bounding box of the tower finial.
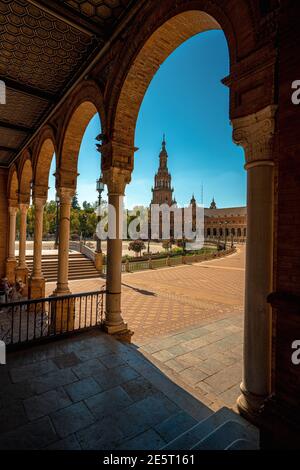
[162,133,166,148]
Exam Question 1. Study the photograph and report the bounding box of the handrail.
[0,290,106,308]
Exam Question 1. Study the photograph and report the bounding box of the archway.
[6,167,19,283]
[54,97,103,296]
[107,4,275,422]
[29,135,56,299]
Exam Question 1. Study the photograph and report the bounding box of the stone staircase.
[25,252,101,282]
[161,406,259,450]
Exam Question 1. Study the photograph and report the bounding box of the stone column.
[16,203,29,290]
[232,105,277,419]
[53,187,74,295]
[5,205,18,284]
[103,168,132,339]
[29,197,46,299]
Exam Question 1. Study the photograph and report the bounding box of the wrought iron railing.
[0,290,106,351]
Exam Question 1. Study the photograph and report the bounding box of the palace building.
[150,138,247,241]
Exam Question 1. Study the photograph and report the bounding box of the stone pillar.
[5,205,18,284]
[16,203,29,291]
[53,187,74,295]
[103,168,132,338]
[94,252,103,274]
[29,197,46,299]
[232,105,277,419]
[50,188,75,333]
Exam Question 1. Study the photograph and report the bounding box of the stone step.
[191,420,259,450]
[23,252,101,281]
[162,407,259,450]
[225,439,258,450]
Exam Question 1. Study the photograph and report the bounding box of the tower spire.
[162,133,166,149]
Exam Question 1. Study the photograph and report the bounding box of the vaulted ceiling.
[0,0,136,167]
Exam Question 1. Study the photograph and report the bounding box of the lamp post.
[224,221,229,249]
[54,193,59,249]
[96,176,105,253]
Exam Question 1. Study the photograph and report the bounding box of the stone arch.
[108,0,256,155]
[7,164,19,204]
[58,81,105,187]
[33,127,57,196]
[237,227,242,237]
[18,153,33,204]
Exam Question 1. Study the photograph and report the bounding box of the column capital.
[33,197,47,209]
[232,105,277,168]
[19,202,29,213]
[103,167,132,195]
[8,205,18,216]
[57,187,75,204]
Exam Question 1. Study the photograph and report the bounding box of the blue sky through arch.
[49,30,246,209]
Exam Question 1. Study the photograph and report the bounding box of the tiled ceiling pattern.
[0,0,135,167]
[59,0,132,27]
[0,0,94,93]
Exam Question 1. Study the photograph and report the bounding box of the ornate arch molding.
[18,150,33,204]
[7,164,19,205]
[57,79,106,155]
[56,80,105,188]
[32,126,57,199]
[105,0,257,165]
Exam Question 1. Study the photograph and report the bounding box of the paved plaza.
[45,245,245,410]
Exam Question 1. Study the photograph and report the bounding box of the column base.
[5,258,17,284]
[15,266,29,296]
[103,321,133,343]
[28,277,45,299]
[94,252,103,273]
[237,382,267,425]
[50,295,75,334]
[52,286,71,296]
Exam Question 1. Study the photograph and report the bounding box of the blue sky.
[49,30,246,208]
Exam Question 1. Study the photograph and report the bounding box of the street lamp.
[224,221,229,248]
[96,176,105,253]
[54,192,59,250]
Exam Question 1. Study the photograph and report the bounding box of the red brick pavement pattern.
[46,247,245,344]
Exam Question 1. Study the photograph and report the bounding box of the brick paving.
[45,246,245,343]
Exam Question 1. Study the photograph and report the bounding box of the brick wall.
[0,168,8,278]
[272,0,300,416]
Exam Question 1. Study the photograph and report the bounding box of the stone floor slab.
[50,402,95,438]
[85,386,133,419]
[64,377,101,403]
[24,388,71,421]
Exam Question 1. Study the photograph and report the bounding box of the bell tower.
[151,135,174,206]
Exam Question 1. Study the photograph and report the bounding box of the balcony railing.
[0,290,106,351]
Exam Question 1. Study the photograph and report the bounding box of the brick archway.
[7,165,19,204]
[33,127,57,196]
[18,156,33,204]
[107,1,256,156]
[58,81,104,188]
[105,3,276,422]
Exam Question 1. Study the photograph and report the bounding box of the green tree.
[72,193,81,210]
[128,240,146,257]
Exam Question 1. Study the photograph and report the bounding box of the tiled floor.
[0,330,213,450]
[139,314,244,411]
